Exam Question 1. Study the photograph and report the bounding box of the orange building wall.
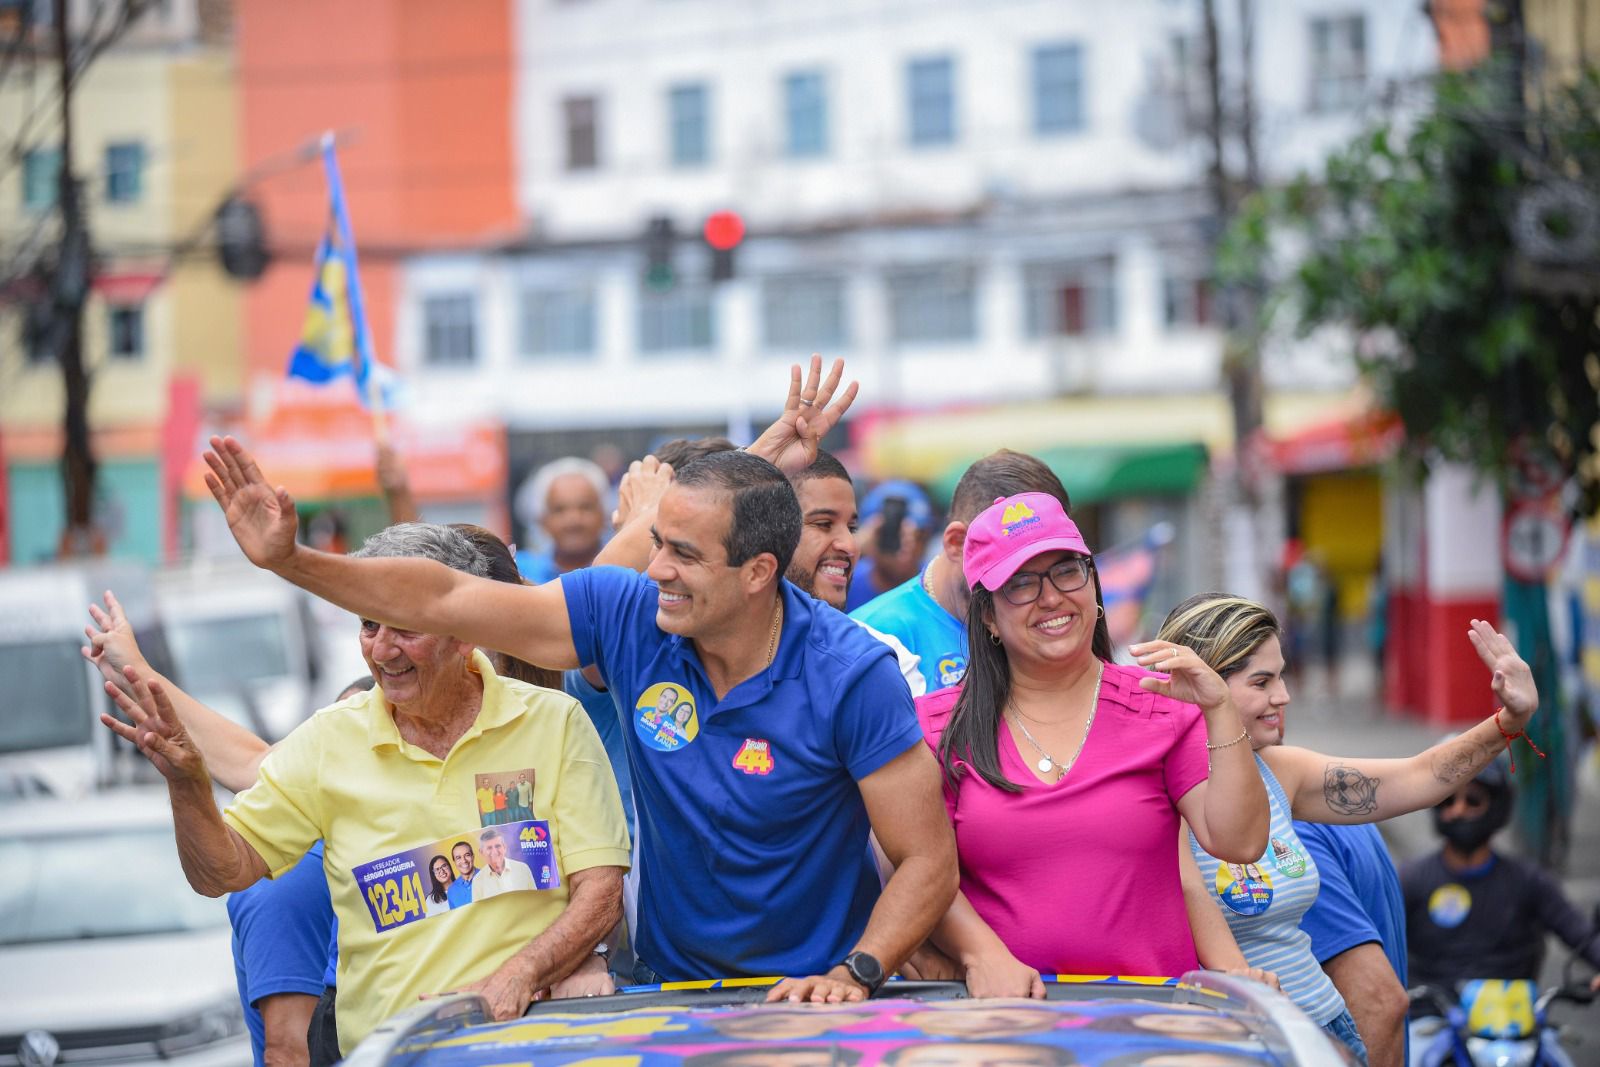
[235,0,516,390]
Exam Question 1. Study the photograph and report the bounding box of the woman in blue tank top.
[1156,594,1539,1064]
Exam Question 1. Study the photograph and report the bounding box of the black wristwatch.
[842,951,885,995]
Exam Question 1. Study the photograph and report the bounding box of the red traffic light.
[703,211,745,252]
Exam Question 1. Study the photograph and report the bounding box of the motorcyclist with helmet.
[1401,754,1600,991]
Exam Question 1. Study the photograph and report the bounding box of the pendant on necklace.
[1037,757,1054,773]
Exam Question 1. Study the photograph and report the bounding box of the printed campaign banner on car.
[354,818,560,933]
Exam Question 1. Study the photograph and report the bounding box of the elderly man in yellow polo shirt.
[101,524,630,1057]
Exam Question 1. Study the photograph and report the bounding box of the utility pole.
[53,0,99,556]
[1201,0,1269,602]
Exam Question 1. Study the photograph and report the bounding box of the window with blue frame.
[639,285,714,352]
[105,142,145,203]
[669,83,710,167]
[108,304,145,359]
[888,265,977,343]
[907,56,956,147]
[422,293,478,366]
[762,274,848,351]
[784,70,829,159]
[1033,42,1085,135]
[22,148,61,211]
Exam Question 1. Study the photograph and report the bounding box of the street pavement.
[1286,657,1600,1056]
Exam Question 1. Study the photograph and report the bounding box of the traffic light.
[704,210,745,282]
[216,196,270,281]
[645,215,676,291]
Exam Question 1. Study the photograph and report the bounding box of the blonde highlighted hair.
[1154,592,1281,678]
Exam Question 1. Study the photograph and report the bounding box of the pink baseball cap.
[963,492,1092,592]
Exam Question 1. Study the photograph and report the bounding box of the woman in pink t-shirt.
[915,492,1270,997]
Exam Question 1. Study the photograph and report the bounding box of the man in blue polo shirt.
[205,356,958,1003]
[852,450,1073,694]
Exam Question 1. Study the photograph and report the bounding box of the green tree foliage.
[1224,68,1600,513]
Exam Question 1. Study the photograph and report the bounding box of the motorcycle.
[1408,971,1594,1067]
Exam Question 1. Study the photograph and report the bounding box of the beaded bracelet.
[1206,728,1250,752]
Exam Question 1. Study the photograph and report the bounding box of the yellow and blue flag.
[286,138,396,408]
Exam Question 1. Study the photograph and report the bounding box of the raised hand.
[747,355,859,474]
[202,435,299,571]
[99,666,208,786]
[612,456,675,529]
[1467,618,1538,723]
[82,589,146,695]
[1130,640,1232,713]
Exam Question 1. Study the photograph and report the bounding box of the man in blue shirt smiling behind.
[203,356,958,1004]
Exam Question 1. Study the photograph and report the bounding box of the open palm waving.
[747,355,858,474]
[202,435,300,571]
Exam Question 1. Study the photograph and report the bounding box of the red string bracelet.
[1495,707,1546,773]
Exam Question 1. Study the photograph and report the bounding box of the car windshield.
[0,826,227,945]
[0,638,94,753]
[167,613,292,693]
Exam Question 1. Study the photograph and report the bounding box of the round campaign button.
[1216,862,1274,916]
[635,682,700,752]
[1270,837,1308,878]
[1428,883,1473,929]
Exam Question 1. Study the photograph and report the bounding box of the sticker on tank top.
[1269,836,1308,878]
[1216,861,1274,916]
[1428,883,1473,928]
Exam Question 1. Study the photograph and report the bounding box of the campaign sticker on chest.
[635,682,700,751]
[352,818,560,934]
[1428,883,1473,928]
[731,738,775,776]
[1216,862,1274,916]
[935,655,968,688]
[1269,836,1308,878]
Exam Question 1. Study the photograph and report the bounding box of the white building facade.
[397,0,1435,441]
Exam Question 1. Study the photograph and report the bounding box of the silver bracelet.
[1206,728,1250,752]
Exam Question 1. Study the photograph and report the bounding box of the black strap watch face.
[844,951,885,992]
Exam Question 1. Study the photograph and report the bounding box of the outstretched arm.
[1264,619,1538,824]
[100,666,270,895]
[84,591,272,793]
[203,435,579,670]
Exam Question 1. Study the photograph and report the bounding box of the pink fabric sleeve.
[1163,700,1209,805]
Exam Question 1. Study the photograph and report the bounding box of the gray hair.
[514,456,609,527]
[352,522,490,577]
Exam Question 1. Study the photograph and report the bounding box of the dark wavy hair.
[674,450,803,578]
[937,558,1114,793]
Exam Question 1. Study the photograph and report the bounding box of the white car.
[0,788,250,1066]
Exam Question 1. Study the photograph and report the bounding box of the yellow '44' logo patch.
[732,738,775,776]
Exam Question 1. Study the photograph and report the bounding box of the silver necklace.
[1009,664,1104,779]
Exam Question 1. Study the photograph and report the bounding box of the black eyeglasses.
[998,557,1093,606]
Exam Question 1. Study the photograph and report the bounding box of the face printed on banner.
[648,485,751,639]
[482,832,508,874]
[452,842,476,878]
[898,1007,1062,1038]
[888,1043,1068,1067]
[987,550,1098,670]
[786,475,859,610]
[1225,635,1290,750]
[709,1010,874,1041]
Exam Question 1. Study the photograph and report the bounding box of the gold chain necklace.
[1009,663,1104,780]
[765,599,783,666]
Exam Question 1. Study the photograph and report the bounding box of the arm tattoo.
[1429,733,1500,786]
[1324,764,1380,816]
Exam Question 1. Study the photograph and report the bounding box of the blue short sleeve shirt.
[563,668,635,838]
[849,571,967,693]
[563,566,923,981]
[1295,820,1408,985]
[227,842,335,1067]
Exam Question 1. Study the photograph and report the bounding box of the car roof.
[347,978,1344,1067]
[0,786,180,836]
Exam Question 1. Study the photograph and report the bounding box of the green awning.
[932,442,1210,507]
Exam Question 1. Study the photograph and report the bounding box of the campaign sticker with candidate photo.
[352,818,560,934]
[635,681,700,751]
[1216,862,1274,916]
[475,767,538,827]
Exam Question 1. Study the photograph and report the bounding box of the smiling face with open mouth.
[359,619,474,712]
[785,475,859,610]
[645,483,753,639]
[1225,634,1291,749]
[987,549,1098,671]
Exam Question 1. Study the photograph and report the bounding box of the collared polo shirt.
[563,566,923,981]
[850,569,968,693]
[223,651,630,1053]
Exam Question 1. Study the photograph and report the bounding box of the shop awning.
[1265,410,1402,475]
[932,441,1210,506]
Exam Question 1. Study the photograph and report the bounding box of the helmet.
[1432,748,1513,849]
